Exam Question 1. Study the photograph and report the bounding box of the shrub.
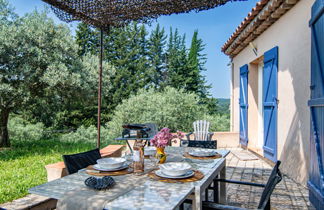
[60,125,112,145]
[205,114,230,132]
[106,87,208,140]
[8,116,45,141]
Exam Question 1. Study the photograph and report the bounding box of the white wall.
[230,0,313,184]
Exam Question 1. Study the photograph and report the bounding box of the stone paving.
[223,149,314,210]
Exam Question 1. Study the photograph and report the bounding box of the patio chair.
[62,148,102,174]
[202,161,282,210]
[186,120,214,141]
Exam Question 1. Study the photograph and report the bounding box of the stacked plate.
[93,157,128,172]
[155,162,194,179]
[188,148,218,157]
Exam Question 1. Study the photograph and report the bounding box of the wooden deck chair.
[186,120,214,141]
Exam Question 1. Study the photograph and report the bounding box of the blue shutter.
[263,46,278,162]
[239,64,249,146]
[308,0,324,208]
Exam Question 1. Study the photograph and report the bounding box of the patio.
[1,147,313,210]
[223,149,313,210]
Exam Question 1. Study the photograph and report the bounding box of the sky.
[8,0,259,98]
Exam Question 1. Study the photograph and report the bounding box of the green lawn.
[0,138,96,204]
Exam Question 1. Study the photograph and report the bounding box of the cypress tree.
[147,24,167,89]
[187,30,210,97]
[75,22,98,56]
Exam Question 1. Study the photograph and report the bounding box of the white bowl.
[159,162,192,177]
[144,147,156,156]
[96,157,126,169]
[189,148,216,157]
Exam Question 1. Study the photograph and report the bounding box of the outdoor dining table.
[29,147,229,210]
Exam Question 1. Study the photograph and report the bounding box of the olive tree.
[0,9,82,147]
[106,87,209,140]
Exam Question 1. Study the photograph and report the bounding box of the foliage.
[104,23,150,111]
[166,28,189,90]
[75,22,99,56]
[0,7,83,146]
[205,114,230,132]
[49,54,115,129]
[0,138,95,204]
[75,23,218,114]
[60,125,112,145]
[8,116,45,142]
[147,24,167,88]
[217,98,230,115]
[106,87,208,139]
[0,0,17,24]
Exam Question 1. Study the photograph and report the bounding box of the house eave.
[222,0,300,58]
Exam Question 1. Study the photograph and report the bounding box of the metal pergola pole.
[97,28,104,148]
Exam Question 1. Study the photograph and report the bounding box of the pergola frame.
[41,0,245,148]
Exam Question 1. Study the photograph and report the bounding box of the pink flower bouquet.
[150,127,184,148]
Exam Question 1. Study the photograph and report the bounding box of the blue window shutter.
[308,0,324,208]
[239,64,248,146]
[263,46,278,162]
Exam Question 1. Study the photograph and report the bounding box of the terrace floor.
[223,148,314,210]
[1,148,314,210]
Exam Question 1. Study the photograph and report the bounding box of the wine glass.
[181,140,189,154]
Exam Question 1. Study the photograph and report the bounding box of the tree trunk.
[0,109,10,148]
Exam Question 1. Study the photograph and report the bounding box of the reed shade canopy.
[41,0,245,148]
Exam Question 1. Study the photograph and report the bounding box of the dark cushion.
[181,140,217,149]
[63,148,102,174]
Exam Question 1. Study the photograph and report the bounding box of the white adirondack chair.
[186,120,214,141]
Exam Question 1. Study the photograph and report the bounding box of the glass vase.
[156,147,166,164]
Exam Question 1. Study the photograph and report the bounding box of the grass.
[0,138,97,204]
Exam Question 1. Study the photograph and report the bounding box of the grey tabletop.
[29,147,229,210]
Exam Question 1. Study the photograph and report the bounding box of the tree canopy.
[0,0,226,147]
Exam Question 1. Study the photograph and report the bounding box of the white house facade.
[223,0,314,185]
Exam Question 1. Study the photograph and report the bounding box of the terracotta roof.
[222,0,269,52]
[222,0,300,57]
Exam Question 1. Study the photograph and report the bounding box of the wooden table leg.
[219,162,227,204]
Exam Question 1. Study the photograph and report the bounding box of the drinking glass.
[148,153,159,169]
[181,140,189,154]
[124,150,133,165]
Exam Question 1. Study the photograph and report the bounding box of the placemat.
[183,152,222,160]
[86,165,133,176]
[148,170,204,183]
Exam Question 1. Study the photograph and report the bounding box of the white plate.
[189,149,217,157]
[155,169,194,179]
[93,163,128,172]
